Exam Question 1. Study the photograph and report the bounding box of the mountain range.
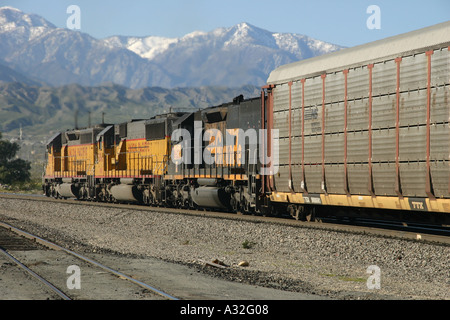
[0,81,261,172]
[0,6,343,89]
[0,81,260,138]
[0,6,344,172]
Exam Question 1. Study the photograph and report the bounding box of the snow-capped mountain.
[104,35,179,60]
[104,22,343,87]
[105,22,340,62]
[0,7,343,88]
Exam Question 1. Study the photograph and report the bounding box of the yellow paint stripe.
[270,191,450,213]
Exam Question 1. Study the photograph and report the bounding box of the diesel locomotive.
[43,95,265,215]
[43,21,450,223]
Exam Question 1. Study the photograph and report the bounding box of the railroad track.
[0,221,178,300]
[1,192,449,246]
[322,216,450,237]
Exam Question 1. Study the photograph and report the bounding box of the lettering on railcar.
[408,198,428,211]
[303,194,322,204]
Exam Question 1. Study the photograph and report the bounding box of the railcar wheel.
[288,205,304,220]
[293,205,304,221]
[305,207,316,222]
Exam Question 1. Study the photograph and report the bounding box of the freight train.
[43,96,263,213]
[43,21,450,223]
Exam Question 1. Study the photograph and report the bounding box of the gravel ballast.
[0,197,448,300]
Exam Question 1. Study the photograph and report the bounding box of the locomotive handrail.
[99,150,169,178]
[52,155,90,178]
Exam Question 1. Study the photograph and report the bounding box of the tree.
[0,132,31,184]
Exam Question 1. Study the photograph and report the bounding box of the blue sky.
[1,0,449,47]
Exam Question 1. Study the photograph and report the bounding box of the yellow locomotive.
[43,96,262,212]
[43,112,179,205]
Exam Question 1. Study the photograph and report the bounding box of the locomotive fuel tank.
[110,184,142,202]
[191,186,230,209]
[56,183,79,198]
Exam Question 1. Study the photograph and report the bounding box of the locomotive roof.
[267,20,450,85]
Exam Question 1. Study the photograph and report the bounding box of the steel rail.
[0,247,71,300]
[1,193,449,245]
[0,221,179,300]
[326,217,450,237]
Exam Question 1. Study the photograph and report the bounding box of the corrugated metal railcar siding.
[348,164,371,195]
[291,136,303,191]
[303,105,322,135]
[402,128,427,166]
[430,125,450,198]
[400,162,427,197]
[291,164,303,192]
[272,81,304,191]
[347,66,370,100]
[399,90,427,126]
[399,126,426,161]
[371,95,396,129]
[399,53,428,91]
[304,164,323,193]
[372,162,397,196]
[324,71,345,104]
[291,135,302,165]
[324,133,344,163]
[347,98,369,131]
[325,102,345,133]
[273,83,290,112]
[372,128,396,162]
[431,85,450,123]
[303,76,322,107]
[430,123,450,160]
[431,161,450,198]
[275,165,291,192]
[431,48,449,87]
[372,60,397,96]
[271,84,287,187]
[291,81,303,112]
[429,85,450,198]
[291,108,302,137]
[325,164,345,194]
[347,131,369,163]
[303,134,322,164]
[278,137,289,165]
[273,110,289,138]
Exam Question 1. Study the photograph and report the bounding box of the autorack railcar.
[261,20,450,219]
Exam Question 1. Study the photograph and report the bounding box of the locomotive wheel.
[142,189,150,205]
